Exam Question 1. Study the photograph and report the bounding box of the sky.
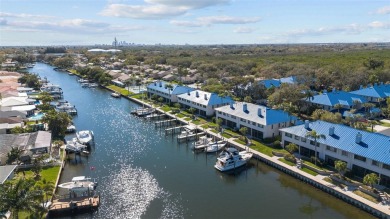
[0,0,389,46]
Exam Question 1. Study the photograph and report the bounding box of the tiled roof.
[177,90,234,106]
[350,84,390,98]
[147,81,195,95]
[280,120,390,165]
[216,102,298,125]
[305,91,367,107]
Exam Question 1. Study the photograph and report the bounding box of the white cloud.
[2,18,144,34]
[369,21,390,29]
[234,27,255,33]
[0,12,55,19]
[376,6,390,14]
[101,0,230,19]
[170,15,260,27]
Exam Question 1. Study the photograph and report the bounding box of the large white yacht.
[214,148,253,172]
[76,130,94,145]
[58,176,97,192]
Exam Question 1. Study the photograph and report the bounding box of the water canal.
[30,63,374,219]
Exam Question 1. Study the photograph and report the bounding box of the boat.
[66,124,76,133]
[58,176,97,191]
[205,140,227,153]
[111,92,121,98]
[88,83,98,88]
[76,130,94,145]
[65,138,87,153]
[194,136,212,150]
[214,148,253,172]
[81,83,89,88]
[135,107,155,117]
[78,78,89,83]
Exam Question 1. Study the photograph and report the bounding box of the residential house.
[350,83,390,103]
[147,81,195,103]
[216,102,299,139]
[0,165,17,184]
[280,120,390,187]
[303,90,367,111]
[177,90,234,117]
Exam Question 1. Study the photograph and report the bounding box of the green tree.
[36,179,54,205]
[188,107,196,118]
[334,160,347,179]
[0,178,44,219]
[6,147,22,164]
[42,110,71,138]
[286,143,298,154]
[334,103,343,113]
[363,173,380,189]
[239,126,248,143]
[305,130,326,166]
[244,96,252,103]
[18,73,41,89]
[216,118,223,132]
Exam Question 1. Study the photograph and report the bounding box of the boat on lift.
[214,147,253,172]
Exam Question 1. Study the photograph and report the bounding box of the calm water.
[30,63,374,219]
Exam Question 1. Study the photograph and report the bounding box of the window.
[231,115,236,119]
[301,137,306,142]
[257,124,264,128]
[354,154,366,162]
[310,140,315,145]
[285,133,292,138]
[326,146,337,152]
[372,160,379,167]
[342,150,348,157]
[252,122,256,126]
[240,118,246,122]
[384,164,390,171]
[294,135,300,140]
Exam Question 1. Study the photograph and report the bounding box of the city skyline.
[1,0,389,46]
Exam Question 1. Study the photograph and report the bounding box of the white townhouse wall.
[177,90,234,117]
[216,102,299,139]
[280,120,390,186]
[147,81,195,103]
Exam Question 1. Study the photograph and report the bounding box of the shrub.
[310,156,324,167]
[284,154,296,163]
[272,140,282,149]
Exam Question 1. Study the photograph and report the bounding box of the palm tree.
[0,179,44,219]
[305,130,326,166]
[363,173,380,189]
[334,160,347,179]
[367,120,380,132]
[334,103,343,113]
[165,83,174,106]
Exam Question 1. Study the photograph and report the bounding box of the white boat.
[81,83,89,88]
[111,92,121,98]
[65,138,87,153]
[205,140,227,153]
[214,148,253,172]
[76,130,94,145]
[88,83,98,88]
[66,124,76,133]
[78,78,89,83]
[194,136,212,150]
[136,107,155,117]
[58,176,97,191]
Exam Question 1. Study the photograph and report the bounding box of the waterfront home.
[280,120,390,187]
[350,83,390,103]
[147,81,195,103]
[0,165,17,184]
[303,90,367,111]
[0,96,35,107]
[0,105,36,117]
[177,90,234,117]
[0,117,23,134]
[40,83,63,95]
[216,102,299,139]
[0,131,52,165]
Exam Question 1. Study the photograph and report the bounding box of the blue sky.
[1,0,389,46]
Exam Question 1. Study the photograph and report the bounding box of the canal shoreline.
[101,84,390,218]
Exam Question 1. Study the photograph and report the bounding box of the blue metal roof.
[350,84,390,98]
[258,79,281,89]
[216,102,299,125]
[177,90,234,106]
[305,91,367,107]
[280,120,390,165]
[147,81,194,95]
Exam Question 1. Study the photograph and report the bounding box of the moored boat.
[205,140,227,153]
[214,148,253,172]
[58,176,97,191]
[194,136,212,150]
[111,92,121,98]
[76,130,94,145]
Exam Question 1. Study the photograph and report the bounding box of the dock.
[177,132,205,142]
[48,195,100,217]
[155,119,179,128]
[145,113,166,120]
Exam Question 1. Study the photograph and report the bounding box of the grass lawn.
[160,105,171,112]
[302,161,325,170]
[353,190,379,204]
[301,167,318,176]
[184,118,191,121]
[107,85,133,96]
[380,121,390,127]
[221,132,232,139]
[278,158,295,166]
[248,140,286,157]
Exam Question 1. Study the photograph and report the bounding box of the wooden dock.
[145,113,166,120]
[155,119,179,128]
[48,195,100,217]
[177,132,205,142]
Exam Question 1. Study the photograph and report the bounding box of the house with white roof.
[350,83,390,102]
[303,90,367,111]
[280,120,390,187]
[147,81,195,103]
[177,90,234,117]
[216,102,299,139]
[0,96,35,107]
